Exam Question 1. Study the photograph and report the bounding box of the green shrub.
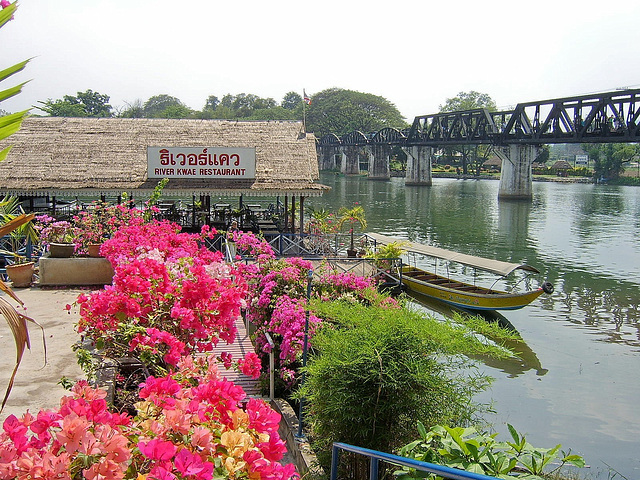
[298,300,502,473]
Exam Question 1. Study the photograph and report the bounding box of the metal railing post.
[264,332,275,401]
[370,457,379,480]
[330,444,340,480]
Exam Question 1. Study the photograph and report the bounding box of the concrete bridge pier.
[403,145,432,186]
[318,145,340,171]
[340,146,361,175]
[366,145,391,180]
[497,144,540,200]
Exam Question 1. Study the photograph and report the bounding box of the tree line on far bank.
[33,87,409,139]
[32,88,640,183]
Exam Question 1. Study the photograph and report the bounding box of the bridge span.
[317,88,640,199]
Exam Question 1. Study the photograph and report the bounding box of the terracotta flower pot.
[49,242,75,258]
[6,261,35,287]
[87,243,103,258]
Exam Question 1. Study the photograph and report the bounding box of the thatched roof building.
[551,160,573,170]
[0,117,327,198]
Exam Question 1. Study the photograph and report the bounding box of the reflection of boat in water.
[369,233,554,312]
[407,294,548,378]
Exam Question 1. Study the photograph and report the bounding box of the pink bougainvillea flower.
[137,438,177,461]
[174,448,214,479]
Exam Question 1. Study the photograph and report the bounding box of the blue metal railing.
[330,442,499,480]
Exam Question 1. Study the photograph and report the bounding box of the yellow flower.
[221,430,253,457]
[231,408,249,429]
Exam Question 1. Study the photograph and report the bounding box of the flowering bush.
[75,221,248,376]
[34,216,75,245]
[234,231,399,393]
[0,358,297,480]
[73,202,146,253]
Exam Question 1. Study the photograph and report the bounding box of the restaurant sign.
[147,147,256,179]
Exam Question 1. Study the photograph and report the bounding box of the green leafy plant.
[395,421,585,479]
[0,2,31,162]
[0,196,37,263]
[365,240,407,270]
[337,204,367,253]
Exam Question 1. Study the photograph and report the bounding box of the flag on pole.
[303,90,311,105]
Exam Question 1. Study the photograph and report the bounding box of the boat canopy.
[368,233,540,277]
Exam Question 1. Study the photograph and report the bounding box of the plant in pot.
[0,198,38,287]
[0,220,38,287]
[34,216,76,257]
[337,204,367,257]
[74,201,147,256]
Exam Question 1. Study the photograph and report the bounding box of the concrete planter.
[38,257,114,286]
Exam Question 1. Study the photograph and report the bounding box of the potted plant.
[337,204,367,257]
[35,216,76,257]
[0,198,38,287]
[73,201,146,256]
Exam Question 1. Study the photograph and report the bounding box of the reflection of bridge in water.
[317,88,640,199]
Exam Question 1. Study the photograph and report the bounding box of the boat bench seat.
[416,275,439,281]
[456,285,481,292]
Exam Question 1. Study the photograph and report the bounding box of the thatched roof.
[483,156,502,167]
[0,117,328,197]
[551,160,573,170]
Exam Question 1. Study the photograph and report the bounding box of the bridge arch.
[318,133,341,146]
[370,127,407,145]
[341,131,369,146]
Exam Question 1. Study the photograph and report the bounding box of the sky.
[3,0,640,122]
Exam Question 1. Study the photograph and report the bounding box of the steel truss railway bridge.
[316,88,640,199]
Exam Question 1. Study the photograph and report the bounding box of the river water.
[310,172,640,480]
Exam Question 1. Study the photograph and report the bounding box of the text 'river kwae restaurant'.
[0,117,329,230]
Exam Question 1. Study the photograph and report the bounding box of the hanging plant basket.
[49,242,75,258]
[5,261,35,287]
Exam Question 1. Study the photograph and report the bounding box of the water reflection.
[312,173,640,479]
[407,294,547,378]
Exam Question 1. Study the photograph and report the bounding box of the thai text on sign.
[147,147,256,179]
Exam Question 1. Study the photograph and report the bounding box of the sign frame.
[147,147,256,179]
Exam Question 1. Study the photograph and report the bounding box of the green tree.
[439,91,497,175]
[281,91,302,110]
[583,143,639,181]
[305,88,407,137]
[143,94,184,118]
[37,89,112,117]
[203,95,219,111]
[157,104,194,119]
[119,99,144,118]
[245,106,297,121]
[440,90,496,112]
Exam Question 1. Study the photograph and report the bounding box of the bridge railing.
[330,442,500,480]
[317,88,640,148]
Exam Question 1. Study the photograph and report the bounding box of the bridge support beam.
[403,146,432,186]
[366,145,391,180]
[318,145,340,171]
[497,144,539,200]
[340,146,361,175]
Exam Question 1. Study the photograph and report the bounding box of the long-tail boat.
[368,233,554,311]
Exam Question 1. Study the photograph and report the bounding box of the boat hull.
[399,266,544,311]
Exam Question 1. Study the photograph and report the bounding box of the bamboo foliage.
[0,2,31,163]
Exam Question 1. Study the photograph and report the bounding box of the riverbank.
[431,172,593,183]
